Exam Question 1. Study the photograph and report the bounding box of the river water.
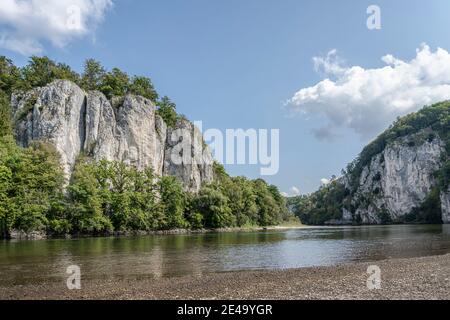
[1,225,450,286]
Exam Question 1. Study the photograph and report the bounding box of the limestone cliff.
[441,187,450,224]
[12,80,213,192]
[294,101,450,225]
[340,131,447,224]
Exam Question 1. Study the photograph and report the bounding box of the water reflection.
[1,225,450,286]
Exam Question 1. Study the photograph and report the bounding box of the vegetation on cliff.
[0,56,180,133]
[290,101,450,225]
[0,56,291,238]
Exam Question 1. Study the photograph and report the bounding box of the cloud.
[290,186,300,196]
[282,186,301,197]
[320,178,331,186]
[0,0,113,55]
[287,44,450,140]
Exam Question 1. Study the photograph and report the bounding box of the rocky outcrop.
[441,187,450,224]
[12,80,213,192]
[339,131,448,224]
[164,119,214,192]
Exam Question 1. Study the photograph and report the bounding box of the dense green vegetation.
[0,56,291,238]
[287,181,349,225]
[0,137,289,237]
[290,101,450,225]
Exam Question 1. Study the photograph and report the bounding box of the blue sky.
[2,0,450,194]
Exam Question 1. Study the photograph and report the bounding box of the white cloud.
[290,186,300,196]
[282,186,301,197]
[320,178,330,186]
[0,0,113,55]
[288,44,450,140]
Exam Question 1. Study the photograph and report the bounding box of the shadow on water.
[1,225,450,285]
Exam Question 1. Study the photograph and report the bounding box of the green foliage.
[189,176,288,228]
[0,136,65,236]
[0,141,294,237]
[377,209,392,225]
[68,159,113,234]
[156,176,187,229]
[212,161,229,182]
[129,76,159,102]
[156,96,178,127]
[0,91,12,136]
[81,59,105,91]
[407,188,443,224]
[192,186,235,228]
[99,68,130,99]
[0,56,20,137]
[21,56,80,90]
[289,181,348,225]
[0,56,21,94]
[223,176,258,226]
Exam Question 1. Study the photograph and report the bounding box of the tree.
[0,137,66,234]
[253,179,282,226]
[99,68,130,99]
[68,159,112,234]
[0,56,21,94]
[156,96,178,127]
[0,91,12,136]
[222,177,258,227]
[0,163,14,238]
[21,56,79,89]
[108,162,134,230]
[52,63,80,84]
[128,167,161,230]
[81,59,106,91]
[193,186,235,228]
[157,176,187,229]
[129,76,158,102]
[0,136,19,238]
[13,142,66,232]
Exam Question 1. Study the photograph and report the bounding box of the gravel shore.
[1,254,449,300]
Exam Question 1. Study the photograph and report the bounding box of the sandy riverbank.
[1,254,449,300]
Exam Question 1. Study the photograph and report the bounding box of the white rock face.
[14,80,86,176]
[441,188,450,224]
[164,119,214,192]
[345,132,447,224]
[13,80,213,192]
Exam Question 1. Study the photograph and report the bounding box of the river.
[1,224,450,286]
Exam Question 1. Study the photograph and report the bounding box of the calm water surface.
[1,225,450,285]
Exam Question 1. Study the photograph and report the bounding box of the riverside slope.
[341,130,450,224]
[291,102,450,226]
[12,80,214,192]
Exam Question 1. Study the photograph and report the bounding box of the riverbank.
[1,254,449,300]
[3,223,306,241]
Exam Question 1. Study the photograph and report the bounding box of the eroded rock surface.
[13,80,213,192]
